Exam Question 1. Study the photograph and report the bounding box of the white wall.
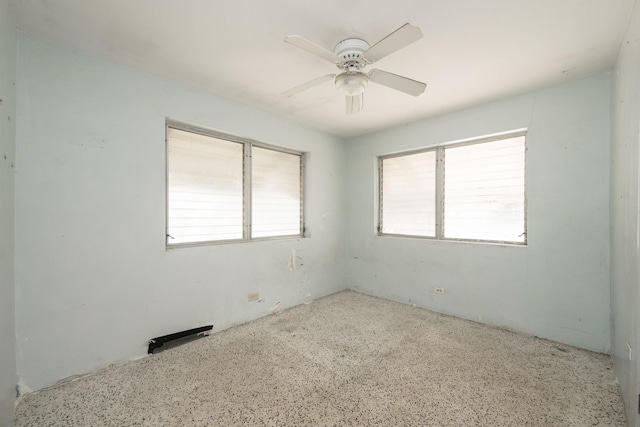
[611,1,640,424]
[14,34,347,391]
[0,0,16,425]
[346,75,611,353]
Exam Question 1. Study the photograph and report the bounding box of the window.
[381,151,437,237]
[379,132,526,244]
[251,147,302,238]
[443,136,526,242]
[166,122,303,247]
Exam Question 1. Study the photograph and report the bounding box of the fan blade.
[362,23,423,64]
[368,69,426,96]
[281,74,336,97]
[284,35,341,64]
[346,93,363,115]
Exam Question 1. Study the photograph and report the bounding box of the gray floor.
[14,291,626,426]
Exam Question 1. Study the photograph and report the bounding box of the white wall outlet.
[248,292,259,302]
[435,287,445,294]
[627,342,632,361]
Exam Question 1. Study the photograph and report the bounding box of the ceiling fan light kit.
[283,23,427,115]
[335,72,368,96]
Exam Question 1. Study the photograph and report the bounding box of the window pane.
[381,151,436,236]
[167,128,244,244]
[443,136,525,242]
[251,147,301,238]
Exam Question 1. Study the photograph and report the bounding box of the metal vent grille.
[148,325,213,354]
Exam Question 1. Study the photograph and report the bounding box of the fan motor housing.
[334,38,370,70]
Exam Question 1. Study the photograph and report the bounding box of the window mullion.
[435,147,444,240]
[378,157,383,234]
[300,155,306,237]
[244,143,252,241]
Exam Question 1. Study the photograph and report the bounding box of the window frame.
[378,130,527,246]
[165,120,305,249]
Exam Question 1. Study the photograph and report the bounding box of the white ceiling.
[8,0,636,138]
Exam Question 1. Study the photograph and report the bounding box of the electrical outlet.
[627,342,633,361]
[435,287,444,294]
[248,292,259,302]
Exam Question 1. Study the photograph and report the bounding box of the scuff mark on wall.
[16,380,32,399]
[288,249,306,272]
[288,249,295,271]
[268,301,281,313]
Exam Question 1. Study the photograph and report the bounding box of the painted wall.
[0,0,17,425]
[346,75,611,353]
[9,25,625,407]
[611,2,640,424]
[14,34,347,391]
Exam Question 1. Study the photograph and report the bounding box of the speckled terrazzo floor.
[14,290,626,426]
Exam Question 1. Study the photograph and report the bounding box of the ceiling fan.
[282,23,427,115]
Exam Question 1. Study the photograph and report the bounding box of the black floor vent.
[148,325,213,354]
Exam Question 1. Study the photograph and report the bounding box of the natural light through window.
[379,132,526,244]
[167,128,244,244]
[251,147,302,238]
[166,123,304,247]
[381,151,436,236]
[443,136,526,243]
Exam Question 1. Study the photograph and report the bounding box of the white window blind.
[251,147,302,238]
[167,127,244,244]
[443,136,526,243]
[381,151,436,236]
